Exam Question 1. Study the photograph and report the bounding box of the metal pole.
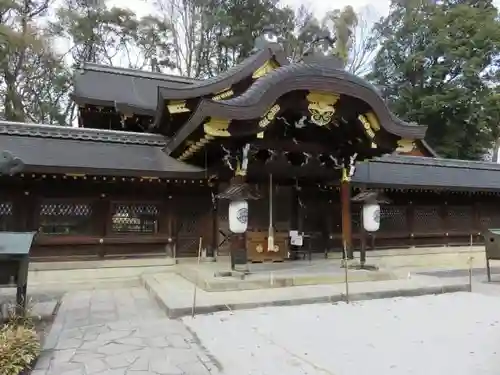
[343,240,349,303]
[268,174,274,251]
[191,237,203,317]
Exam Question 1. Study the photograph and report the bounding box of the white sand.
[183,293,500,375]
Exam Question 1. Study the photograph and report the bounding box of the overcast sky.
[109,0,500,21]
[109,0,389,20]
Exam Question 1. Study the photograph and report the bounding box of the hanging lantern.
[362,203,380,232]
[229,199,248,234]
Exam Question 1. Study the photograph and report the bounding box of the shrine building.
[1,34,500,263]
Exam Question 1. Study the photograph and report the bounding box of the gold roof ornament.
[306,91,340,127]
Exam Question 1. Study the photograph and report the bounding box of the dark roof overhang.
[72,63,197,114]
[0,121,203,178]
[157,43,288,101]
[165,62,427,154]
[353,155,500,191]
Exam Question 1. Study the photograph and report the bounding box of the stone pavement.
[32,287,220,375]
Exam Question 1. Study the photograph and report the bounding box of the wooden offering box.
[246,230,288,263]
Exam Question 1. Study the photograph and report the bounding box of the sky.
[109,0,500,21]
[109,0,391,20]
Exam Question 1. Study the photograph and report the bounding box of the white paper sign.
[290,234,303,247]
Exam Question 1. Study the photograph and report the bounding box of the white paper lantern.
[229,200,248,234]
[363,203,380,232]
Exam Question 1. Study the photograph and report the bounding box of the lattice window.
[111,203,159,234]
[413,206,442,233]
[380,206,408,232]
[39,201,92,235]
[0,202,14,231]
[447,206,473,231]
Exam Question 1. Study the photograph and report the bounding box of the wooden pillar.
[407,199,415,247]
[160,194,175,257]
[442,200,449,246]
[14,191,37,232]
[290,186,299,231]
[289,185,300,259]
[340,169,353,259]
[94,194,109,258]
[208,184,219,258]
[168,195,177,258]
[324,197,332,258]
[473,202,481,243]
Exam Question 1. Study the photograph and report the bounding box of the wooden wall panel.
[0,175,498,259]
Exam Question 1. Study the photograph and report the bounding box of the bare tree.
[320,4,378,76]
[346,5,379,76]
[149,0,299,78]
[152,0,209,77]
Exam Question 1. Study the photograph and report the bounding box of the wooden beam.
[251,139,329,153]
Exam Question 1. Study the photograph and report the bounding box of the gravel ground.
[184,292,500,375]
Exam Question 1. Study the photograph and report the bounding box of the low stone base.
[214,271,246,280]
[142,272,470,319]
[177,262,397,292]
[329,246,484,269]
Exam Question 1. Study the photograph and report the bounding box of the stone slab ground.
[31,287,220,375]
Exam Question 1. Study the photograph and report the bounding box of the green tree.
[51,0,138,66]
[132,15,176,71]
[370,0,500,159]
[0,0,71,124]
[282,5,327,62]
[323,6,358,65]
[48,0,141,124]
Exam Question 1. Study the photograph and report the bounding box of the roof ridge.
[0,121,167,146]
[377,154,500,169]
[82,63,199,83]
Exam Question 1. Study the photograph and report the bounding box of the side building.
[0,121,499,261]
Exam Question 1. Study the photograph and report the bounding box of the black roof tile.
[0,121,498,188]
[0,122,202,177]
[72,63,196,113]
[353,155,500,191]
